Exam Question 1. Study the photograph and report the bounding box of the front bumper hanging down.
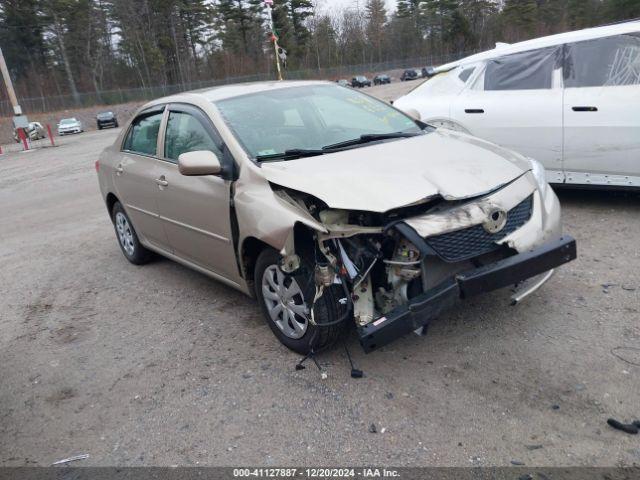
[357,235,577,353]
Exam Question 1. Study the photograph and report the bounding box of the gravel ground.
[1,82,639,467]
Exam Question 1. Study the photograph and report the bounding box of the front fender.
[234,165,327,279]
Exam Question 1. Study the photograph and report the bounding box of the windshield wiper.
[255,131,422,161]
[255,148,326,161]
[322,131,421,150]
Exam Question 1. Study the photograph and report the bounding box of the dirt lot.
[1,82,639,467]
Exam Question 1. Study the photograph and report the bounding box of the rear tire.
[254,248,344,354]
[111,201,152,265]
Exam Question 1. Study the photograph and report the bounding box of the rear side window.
[164,111,221,161]
[458,67,475,83]
[123,111,163,156]
[564,33,640,87]
[484,47,561,90]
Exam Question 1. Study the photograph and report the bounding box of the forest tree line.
[0,0,639,102]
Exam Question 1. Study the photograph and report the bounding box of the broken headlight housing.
[529,158,548,196]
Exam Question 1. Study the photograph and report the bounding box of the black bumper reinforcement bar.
[358,235,577,353]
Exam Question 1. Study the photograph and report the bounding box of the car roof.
[436,19,640,72]
[140,80,332,109]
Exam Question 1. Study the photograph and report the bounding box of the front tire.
[254,248,343,354]
[111,201,152,265]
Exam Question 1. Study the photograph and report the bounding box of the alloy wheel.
[261,265,309,339]
[115,212,135,257]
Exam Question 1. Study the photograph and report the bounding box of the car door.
[451,47,564,183]
[409,64,478,130]
[112,107,170,250]
[563,33,640,187]
[154,104,240,281]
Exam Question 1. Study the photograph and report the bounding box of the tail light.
[94,160,100,172]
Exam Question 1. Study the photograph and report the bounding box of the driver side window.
[164,111,222,162]
[123,111,163,156]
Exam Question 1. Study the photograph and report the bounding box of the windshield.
[60,118,76,124]
[408,66,475,98]
[215,84,420,159]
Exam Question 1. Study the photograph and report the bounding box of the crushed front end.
[275,171,576,353]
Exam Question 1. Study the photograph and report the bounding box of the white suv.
[394,21,640,189]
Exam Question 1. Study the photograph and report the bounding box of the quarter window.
[484,47,560,91]
[164,111,221,161]
[564,34,640,87]
[123,111,163,156]
[458,67,475,83]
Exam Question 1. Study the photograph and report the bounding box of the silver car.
[58,117,83,135]
[96,81,576,354]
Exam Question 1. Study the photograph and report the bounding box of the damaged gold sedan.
[96,81,576,354]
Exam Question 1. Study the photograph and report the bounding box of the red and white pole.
[47,124,55,146]
[18,128,28,151]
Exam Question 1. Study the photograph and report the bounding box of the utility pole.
[265,0,283,81]
[0,46,22,115]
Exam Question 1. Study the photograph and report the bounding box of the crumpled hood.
[260,129,530,213]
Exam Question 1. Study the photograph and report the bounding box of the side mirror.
[403,108,421,121]
[178,150,222,176]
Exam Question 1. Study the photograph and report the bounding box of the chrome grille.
[425,195,533,262]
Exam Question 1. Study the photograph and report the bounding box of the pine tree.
[289,0,314,62]
[269,0,314,67]
[603,0,640,22]
[0,0,48,80]
[460,0,498,47]
[500,0,539,41]
[216,0,264,55]
[271,0,295,61]
[365,0,387,62]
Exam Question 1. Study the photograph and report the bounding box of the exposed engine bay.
[273,182,576,353]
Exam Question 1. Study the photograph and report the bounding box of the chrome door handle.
[155,176,169,187]
[115,164,124,175]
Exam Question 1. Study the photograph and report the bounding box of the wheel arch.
[105,192,120,221]
[239,222,319,296]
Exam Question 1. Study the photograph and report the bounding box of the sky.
[315,0,397,14]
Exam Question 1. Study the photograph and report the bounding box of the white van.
[394,21,640,188]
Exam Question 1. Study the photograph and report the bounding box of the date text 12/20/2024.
[233,468,400,478]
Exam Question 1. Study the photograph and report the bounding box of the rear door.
[563,33,640,187]
[154,104,240,281]
[112,107,169,250]
[451,47,564,183]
